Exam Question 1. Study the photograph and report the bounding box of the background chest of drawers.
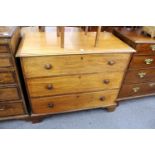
[114,28,155,100]
[17,27,135,120]
[0,27,27,120]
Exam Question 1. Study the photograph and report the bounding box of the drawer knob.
[44,64,52,70]
[132,87,140,93]
[0,105,6,111]
[46,84,53,90]
[149,83,155,87]
[138,72,146,78]
[150,45,155,51]
[103,79,110,84]
[108,60,115,65]
[100,96,105,101]
[47,103,54,108]
[144,58,154,65]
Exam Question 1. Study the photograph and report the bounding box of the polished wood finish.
[16,28,135,57]
[17,27,134,122]
[0,27,27,121]
[114,28,155,101]
[119,82,155,98]
[31,90,118,114]
[22,54,130,78]
[27,72,123,97]
[129,55,155,69]
[124,68,155,84]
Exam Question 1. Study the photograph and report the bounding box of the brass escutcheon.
[138,72,146,78]
[144,58,154,65]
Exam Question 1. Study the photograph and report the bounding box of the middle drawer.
[27,72,123,97]
[22,54,130,78]
[0,86,20,101]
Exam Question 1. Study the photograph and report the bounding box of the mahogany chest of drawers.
[0,27,27,120]
[114,28,155,100]
[17,28,135,121]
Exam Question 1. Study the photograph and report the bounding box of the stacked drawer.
[21,53,131,115]
[114,28,155,100]
[17,30,134,117]
[0,27,27,119]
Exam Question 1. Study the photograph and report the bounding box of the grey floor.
[0,96,155,129]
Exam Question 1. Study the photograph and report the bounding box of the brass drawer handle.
[108,60,115,65]
[46,84,53,90]
[150,45,155,51]
[132,87,140,93]
[100,96,106,101]
[47,103,54,108]
[149,83,155,87]
[103,79,110,84]
[144,58,154,65]
[138,72,146,78]
[44,64,52,70]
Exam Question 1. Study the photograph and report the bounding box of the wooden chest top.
[114,28,155,44]
[16,27,135,57]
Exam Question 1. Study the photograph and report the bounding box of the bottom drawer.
[0,102,25,117]
[118,82,155,99]
[31,90,118,114]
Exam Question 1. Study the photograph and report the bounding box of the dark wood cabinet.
[114,28,155,101]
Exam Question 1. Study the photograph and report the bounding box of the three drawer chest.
[0,27,27,120]
[114,28,155,100]
[16,28,135,122]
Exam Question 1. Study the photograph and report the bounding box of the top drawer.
[22,54,130,78]
[136,44,155,55]
[0,45,9,53]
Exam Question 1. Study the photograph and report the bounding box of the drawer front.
[136,44,155,55]
[31,90,118,114]
[27,72,123,97]
[0,87,20,101]
[22,54,130,78]
[124,68,155,84]
[118,82,155,98]
[129,55,155,69]
[0,71,16,84]
[0,57,13,68]
[0,102,24,117]
[0,45,9,53]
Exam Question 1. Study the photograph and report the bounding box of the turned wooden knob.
[103,79,110,84]
[44,64,52,70]
[100,96,105,101]
[46,84,53,90]
[48,103,54,108]
[108,60,115,65]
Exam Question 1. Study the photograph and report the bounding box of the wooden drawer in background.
[22,54,130,78]
[0,71,16,84]
[136,44,155,55]
[123,68,155,84]
[27,72,123,97]
[31,90,118,114]
[0,87,20,101]
[118,82,155,99]
[0,102,24,117]
[0,45,9,53]
[129,55,155,69]
[0,57,13,68]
